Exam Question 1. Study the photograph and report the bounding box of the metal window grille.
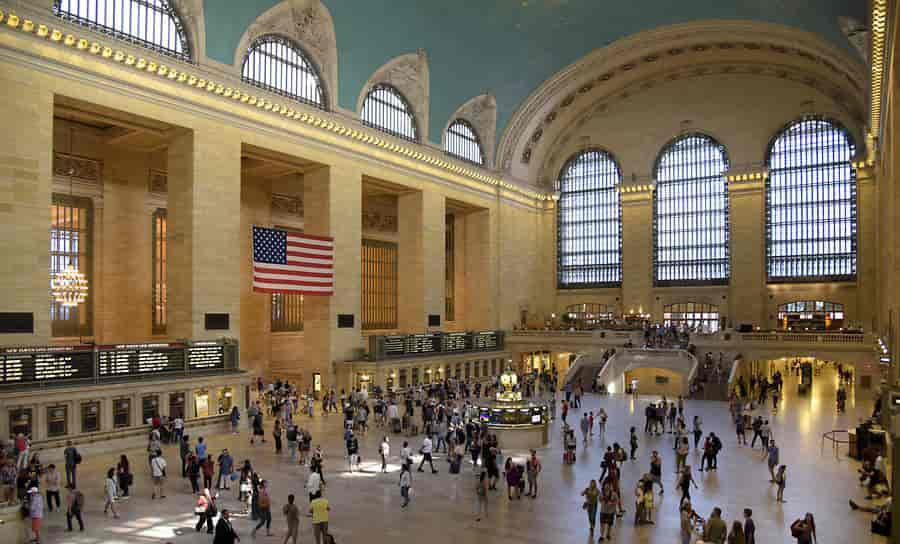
[766,118,856,282]
[653,133,730,286]
[51,194,93,337]
[151,208,167,334]
[271,293,304,332]
[663,302,720,332]
[776,300,845,330]
[445,119,485,165]
[242,35,326,110]
[53,0,191,62]
[361,84,417,142]
[556,149,622,288]
[361,239,398,330]
[445,215,455,321]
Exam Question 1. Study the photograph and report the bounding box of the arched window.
[653,134,729,285]
[242,35,326,109]
[766,118,856,281]
[361,85,417,142]
[777,300,845,331]
[53,0,191,62]
[557,149,622,288]
[445,119,485,165]
[663,302,720,333]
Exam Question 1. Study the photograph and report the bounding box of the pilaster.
[398,190,445,331]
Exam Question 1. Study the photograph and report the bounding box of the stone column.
[167,127,242,340]
[398,191,445,331]
[0,75,52,344]
[728,181,766,328]
[463,208,497,330]
[303,165,363,390]
[621,190,653,317]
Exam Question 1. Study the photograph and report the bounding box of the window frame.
[51,194,94,338]
[80,400,100,433]
[151,208,167,335]
[241,34,327,110]
[271,292,305,332]
[53,0,192,62]
[765,117,857,283]
[361,238,399,330]
[445,214,455,321]
[445,119,485,165]
[360,84,418,142]
[663,302,720,332]
[652,133,731,287]
[556,148,623,289]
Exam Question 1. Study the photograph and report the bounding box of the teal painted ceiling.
[202,1,866,146]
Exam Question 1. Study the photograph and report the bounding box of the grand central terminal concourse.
[1,0,900,543]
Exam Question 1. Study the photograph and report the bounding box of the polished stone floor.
[34,365,888,543]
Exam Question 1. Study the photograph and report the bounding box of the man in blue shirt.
[196,437,207,462]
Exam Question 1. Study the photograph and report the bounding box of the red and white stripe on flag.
[252,226,334,295]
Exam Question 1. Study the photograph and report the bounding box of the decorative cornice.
[0,9,554,205]
[870,0,888,137]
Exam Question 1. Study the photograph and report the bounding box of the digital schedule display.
[98,344,185,376]
[0,346,94,385]
[369,331,504,361]
[187,343,225,371]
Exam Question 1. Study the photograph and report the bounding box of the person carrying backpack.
[63,441,81,489]
[65,484,85,532]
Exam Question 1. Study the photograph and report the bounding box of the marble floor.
[31,366,888,543]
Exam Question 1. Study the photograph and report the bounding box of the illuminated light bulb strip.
[871,0,888,136]
[725,171,768,183]
[617,183,656,194]
[0,10,553,202]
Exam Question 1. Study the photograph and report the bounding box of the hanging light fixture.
[52,126,89,308]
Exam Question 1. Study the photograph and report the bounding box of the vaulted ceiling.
[202,0,867,144]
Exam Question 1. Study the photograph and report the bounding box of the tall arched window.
[53,0,191,62]
[445,119,485,165]
[653,134,730,285]
[557,149,622,288]
[242,35,326,109]
[766,118,856,281]
[361,85,417,142]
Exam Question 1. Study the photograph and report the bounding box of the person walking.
[217,449,234,491]
[417,435,438,474]
[252,480,273,537]
[580,413,590,445]
[399,461,412,508]
[44,464,61,512]
[474,470,489,521]
[629,427,638,460]
[202,455,215,492]
[28,486,43,543]
[103,468,120,518]
[230,406,241,435]
[728,520,746,544]
[582,479,600,533]
[150,450,167,500]
[187,453,201,495]
[273,419,284,454]
[703,507,728,544]
[179,434,191,478]
[195,489,215,534]
[526,450,541,498]
[117,455,132,498]
[775,465,787,503]
[598,482,618,541]
[693,416,703,449]
[744,508,756,544]
[63,441,80,489]
[678,465,698,505]
[286,425,299,462]
[309,492,330,544]
[680,500,694,544]
[597,408,607,440]
[380,436,390,474]
[649,451,664,494]
[766,441,780,482]
[790,513,816,544]
[65,484,85,532]
[213,509,240,544]
[676,437,689,473]
[282,494,300,544]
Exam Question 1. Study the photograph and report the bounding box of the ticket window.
[169,393,186,420]
[492,359,498,375]
[386,373,395,389]
[113,399,131,428]
[399,369,407,389]
[81,401,100,433]
[357,374,371,392]
[412,368,420,386]
[47,405,68,438]
[465,363,471,380]
[9,408,32,438]
[483,360,489,376]
[313,373,322,393]
[142,395,159,424]
[217,388,233,414]
[474,362,480,378]
[194,389,210,418]
[455,363,461,380]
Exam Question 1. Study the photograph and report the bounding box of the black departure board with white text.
[369,331,504,361]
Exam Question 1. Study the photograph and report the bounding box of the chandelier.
[52,263,88,307]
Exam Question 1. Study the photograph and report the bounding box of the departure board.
[187,343,225,371]
[98,343,185,377]
[0,346,94,385]
[369,331,504,361]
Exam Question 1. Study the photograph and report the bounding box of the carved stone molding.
[233,0,338,107]
[53,152,102,184]
[148,169,167,193]
[497,20,867,176]
[361,211,398,233]
[359,50,430,140]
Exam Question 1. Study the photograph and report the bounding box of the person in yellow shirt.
[309,495,330,544]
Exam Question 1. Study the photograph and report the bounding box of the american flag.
[252,226,334,295]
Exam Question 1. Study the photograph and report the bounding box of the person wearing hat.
[28,486,44,543]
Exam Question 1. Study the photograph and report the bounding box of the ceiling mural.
[202,0,866,146]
